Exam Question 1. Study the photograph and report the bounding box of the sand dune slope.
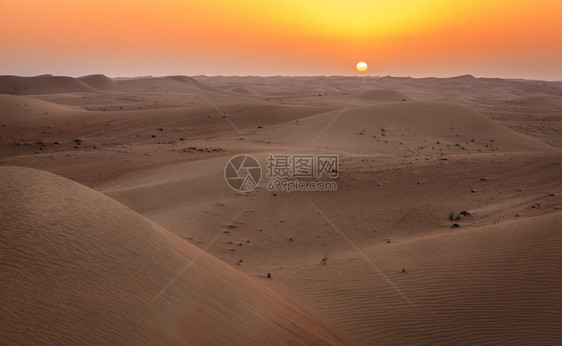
[0,75,100,95]
[270,210,562,344]
[252,101,555,153]
[0,94,85,124]
[100,151,562,345]
[359,88,410,102]
[0,166,342,345]
[505,94,562,106]
[115,76,225,95]
[230,86,259,95]
[78,74,117,90]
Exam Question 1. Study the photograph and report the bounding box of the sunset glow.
[0,0,560,79]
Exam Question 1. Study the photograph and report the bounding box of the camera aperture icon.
[224,154,262,192]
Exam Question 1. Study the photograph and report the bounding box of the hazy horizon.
[4,73,562,83]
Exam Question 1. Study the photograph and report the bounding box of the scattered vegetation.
[321,253,328,266]
[449,211,462,221]
[183,146,224,153]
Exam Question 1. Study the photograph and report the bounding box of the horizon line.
[2,73,561,83]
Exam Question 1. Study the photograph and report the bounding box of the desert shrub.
[449,211,461,221]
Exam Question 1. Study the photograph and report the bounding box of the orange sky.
[0,0,561,79]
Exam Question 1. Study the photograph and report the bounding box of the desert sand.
[1,74,561,344]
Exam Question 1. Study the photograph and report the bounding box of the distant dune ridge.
[114,75,225,94]
[0,166,342,345]
[78,74,117,90]
[0,74,221,95]
[0,75,100,94]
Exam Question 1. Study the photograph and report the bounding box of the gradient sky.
[1,0,561,79]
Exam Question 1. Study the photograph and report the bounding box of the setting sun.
[356,62,368,72]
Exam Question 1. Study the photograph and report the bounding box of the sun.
[356,61,368,72]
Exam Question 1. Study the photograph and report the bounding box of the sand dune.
[1,74,561,344]
[78,74,117,90]
[505,94,561,106]
[230,86,259,95]
[269,211,562,344]
[115,75,226,95]
[0,75,100,95]
[0,74,220,96]
[358,88,410,102]
[250,101,555,154]
[244,152,562,344]
[0,166,342,345]
[0,94,85,124]
[100,148,562,344]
